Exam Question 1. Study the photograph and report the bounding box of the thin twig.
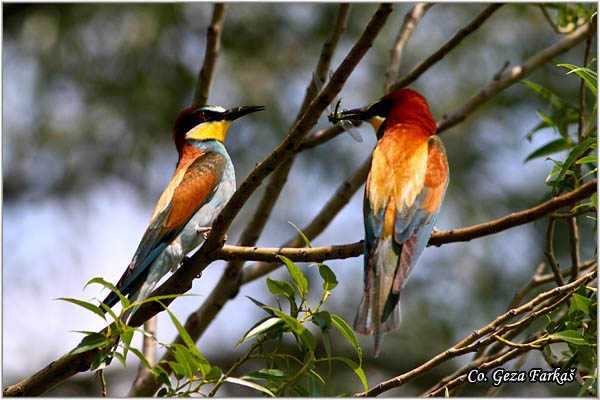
[193,4,227,106]
[577,30,593,141]
[390,4,503,91]
[99,370,107,397]
[506,262,547,310]
[356,271,596,397]
[551,207,595,218]
[427,347,530,397]
[385,3,433,92]
[567,216,581,282]
[428,179,597,246]
[544,217,565,286]
[242,157,371,283]
[297,3,351,118]
[436,15,597,134]
[208,341,262,397]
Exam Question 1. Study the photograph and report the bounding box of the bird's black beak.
[330,106,372,123]
[223,105,265,121]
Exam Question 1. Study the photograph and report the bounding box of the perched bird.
[102,104,264,318]
[331,89,448,356]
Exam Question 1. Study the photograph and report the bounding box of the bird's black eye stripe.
[368,99,393,118]
[191,108,223,121]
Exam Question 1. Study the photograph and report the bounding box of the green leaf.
[160,304,211,378]
[318,264,339,291]
[206,365,223,381]
[558,63,597,95]
[246,295,276,316]
[113,352,127,368]
[120,326,135,360]
[308,372,324,396]
[576,155,598,164]
[224,377,275,397]
[85,277,130,310]
[56,297,106,320]
[570,293,592,315]
[319,356,368,392]
[242,369,288,381]
[288,221,312,248]
[277,255,308,298]
[161,304,195,349]
[522,81,577,111]
[312,311,333,357]
[237,317,283,346]
[292,383,310,396]
[264,306,316,352]
[125,343,154,371]
[548,330,588,346]
[169,343,195,378]
[166,360,187,380]
[524,138,572,162]
[266,277,296,301]
[331,314,362,362]
[552,136,597,194]
[69,332,110,355]
[537,111,569,139]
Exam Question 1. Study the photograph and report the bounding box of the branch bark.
[390,4,504,92]
[385,2,433,92]
[193,4,227,106]
[356,270,596,397]
[125,4,388,396]
[436,15,597,134]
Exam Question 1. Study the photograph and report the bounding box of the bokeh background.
[3,2,597,396]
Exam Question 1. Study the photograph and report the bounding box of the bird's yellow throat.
[186,120,232,143]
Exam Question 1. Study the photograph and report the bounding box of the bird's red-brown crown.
[380,89,436,135]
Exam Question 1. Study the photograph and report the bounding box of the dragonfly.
[313,71,363,143]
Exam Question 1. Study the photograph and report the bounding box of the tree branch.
[436,15,597,134]
[544,217,565,286]
[384,3,433,92]
[125,4,388,396]
[210,176,596,262]
[428,179,597,246]
[193,4,227,106]
[390,4,503,92]
[131,317,157,390]
[356,270,596,397]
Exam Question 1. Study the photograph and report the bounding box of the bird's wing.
[363,130,448,322]
[106,151,227,305]
[390,134,448,293]
[364,126,430,248]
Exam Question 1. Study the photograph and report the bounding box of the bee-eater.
[101,104,264,318]
[332,89,448,356]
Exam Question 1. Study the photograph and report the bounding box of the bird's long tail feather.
[354,236,401,357]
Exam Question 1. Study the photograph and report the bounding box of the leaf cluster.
[544,285,597,396]
[59,227,366,396]
[228,228,366,396]
[523,63,597,205]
